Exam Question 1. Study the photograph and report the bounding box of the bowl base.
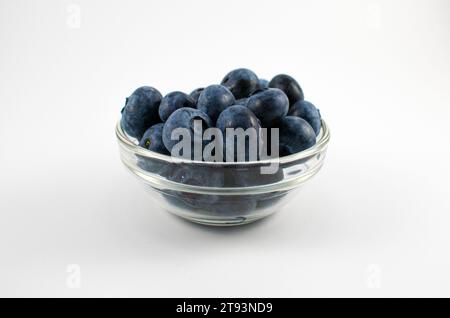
[173,213,269,227]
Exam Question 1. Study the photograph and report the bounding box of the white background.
[1,0,449,297]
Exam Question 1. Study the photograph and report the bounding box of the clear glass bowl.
[115,120,330,226]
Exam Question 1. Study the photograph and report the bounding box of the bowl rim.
[116,119,330,195]
[116,119,330,166]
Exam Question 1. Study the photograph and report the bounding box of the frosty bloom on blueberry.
[121,86,162,139]
[196,84,235,123]
[221,68,259,100]
[269,74,304,106]
[258,78,269,90]
[158,91,196,122]
[278,116,316,156]
[288,100,321,136]
[139,123,168,155]
[246,88,289,127]
[189,87,204,104]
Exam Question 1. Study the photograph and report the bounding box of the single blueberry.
[162,107,213,159]
[136,123,169,173]
[258,78,269,90]
[269,74,304,105]
[196,85,235,123]
[216,105,261,162]
[221,68,259,99]
[189,88,204,104]
[121,86,162,140]
[278,116,316,156]
[246,88,289,127]
[139,123,169,154]
[158,91,196,122]
[288,100,321,136]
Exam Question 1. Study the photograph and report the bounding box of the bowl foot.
[173,213,269,227]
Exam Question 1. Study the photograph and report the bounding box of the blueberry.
[235,98,248,106]
[137,156,167,174]
[221,68,259,99]
[278,116,316,156]
[288,100,321,136]
[258,78,269,89]
[162,107,213,159]
[223,167,285,212]
[166,164,224,208]
[121,86,162,139]
[269,74,304,105]
[139,123,169,154]
[249,87,269,96]
[211,196,257,216]
[226,166,284,187]
[196,85,235,123]
[158,91,196,122]
[136,123,171,174]
[189,88,204,104]
[216,105,261,162]
[246,88,289,127]
[167,164,224,187]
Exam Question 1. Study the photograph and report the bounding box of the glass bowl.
[115,120,330,226]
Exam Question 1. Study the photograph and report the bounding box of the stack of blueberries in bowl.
[116,68,330,226]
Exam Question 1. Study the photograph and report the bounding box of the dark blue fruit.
[137,124,170,174]
[216,105,261,162]
[162,107,213,159]
[164,164,256,216]
[121,86,162,139]
[246,88,289,127]
[196,85,235,123]
[221,68,259,99]
[269,74,304,105]
[137,156,167,174]
[165,165,224,208]
[189,88,204,104]
[211,196,257,216]
[278,116,316,156]
[249,87,269,96]
[226,166,284,187]
[258,78,269,90]
[288,100,321,136]
[158,91,196,122]
[167,165,224,187]
[235,98,248,106]
[223,167,285,213]
[139,123,169,154]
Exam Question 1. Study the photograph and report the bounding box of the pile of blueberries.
[121,68,321,160]
[120,69,323,216]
